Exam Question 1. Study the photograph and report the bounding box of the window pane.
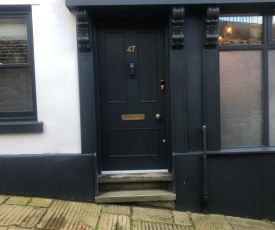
[269,50,275,145]
[220,51,263,147]
[219,15,262,45]
[0,68,33,112]
[272,16,275,41]
[0,18,28,64]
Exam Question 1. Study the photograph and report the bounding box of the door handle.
[160,80,165,91]
[155,113,161,120]
[129,61,135,78]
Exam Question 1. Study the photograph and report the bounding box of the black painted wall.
[0,154,95,202]
[175,153,275,220]
[185,13,203,152]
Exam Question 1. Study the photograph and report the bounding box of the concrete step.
[98,172,173,183]
[95,189,176,204]
[98,172,173,191]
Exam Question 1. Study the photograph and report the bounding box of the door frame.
[76,5,187,176]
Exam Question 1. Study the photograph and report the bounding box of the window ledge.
[0,121,43,134]
[0,0,40,5]
[207,147,275,155]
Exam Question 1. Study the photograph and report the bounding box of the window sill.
[0,0,40,5]
[207,147,275,155]
[0,121,43,134]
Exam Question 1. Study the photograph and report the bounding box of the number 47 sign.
[127,46,136,52]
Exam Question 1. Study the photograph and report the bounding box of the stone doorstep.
[98,172,173,184]
[95,189,176,204]
[99,181,173,192]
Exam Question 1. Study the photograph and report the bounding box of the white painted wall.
[0,0,82,154]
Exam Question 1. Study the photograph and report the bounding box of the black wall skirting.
[0,154,95,202]
[175,152,275,220]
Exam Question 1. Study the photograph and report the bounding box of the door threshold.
[101,169,168,175]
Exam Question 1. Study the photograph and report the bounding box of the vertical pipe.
[202,125,208,213]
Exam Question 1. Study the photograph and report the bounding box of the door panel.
[105,32,127,103]
[97,19,167,171]
[108,129,159,157]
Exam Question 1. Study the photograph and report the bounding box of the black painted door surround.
[97,19,167,171]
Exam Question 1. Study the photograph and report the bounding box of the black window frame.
[0,6,43,134]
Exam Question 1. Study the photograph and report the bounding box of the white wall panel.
[0,0,82,154]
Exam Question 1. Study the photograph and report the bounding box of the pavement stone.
[173,211,193,226]
[0,195,275,230]
[133,221,192,230]
[0,196,8,205]
[132,206,174,224]
[5,197,30,206]
[37,200,101,230]
[0,204,46,227]
[192,213,233,230]
[102,204,131,215]
[98,213,130,230]
[8,228,31,230]
[226,216,275,230]
[28,197,52,208]
[136,201,175,209]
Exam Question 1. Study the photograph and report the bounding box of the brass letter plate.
[121,114,145,121]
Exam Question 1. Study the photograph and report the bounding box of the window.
[218,15,265,148]
[0,7,42,133]
[219,15,263,45]
[272,16,275,41]
[220,51,263,147]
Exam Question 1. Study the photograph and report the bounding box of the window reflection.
[219,15,262,45]
[0,18,28,64]
[272,16,275,40]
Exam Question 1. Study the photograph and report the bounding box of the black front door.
[97,19,167,171]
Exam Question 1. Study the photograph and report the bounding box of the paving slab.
[0,204,46,227]
[0,196,9,205]
[1,194,275,230]
[8,228,31,230]
[133,221,192,230]
[132,206,174,224]
[5,197,30,206]
[37,200,101,230]
[97,213,130,230]
[192,213,233,230]
[102,204,131,215]
[226,216,275,230]
[173,211,193,226]
[136,201,175,209]
[28,197,52,208]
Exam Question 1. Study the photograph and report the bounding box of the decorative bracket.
[205,6,220,48]
[76,10,91,52]
[171,6,185,49]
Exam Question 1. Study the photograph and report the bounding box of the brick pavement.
[0,194,274,230]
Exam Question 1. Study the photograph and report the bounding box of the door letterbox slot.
[121,114,145,121]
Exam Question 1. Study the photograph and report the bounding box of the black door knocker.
[129,61,135,79]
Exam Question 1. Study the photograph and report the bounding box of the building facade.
[1,0,275,220]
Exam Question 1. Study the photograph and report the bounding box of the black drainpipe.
[202,125,208,213]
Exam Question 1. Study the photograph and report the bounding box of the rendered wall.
[0,0,81,154]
